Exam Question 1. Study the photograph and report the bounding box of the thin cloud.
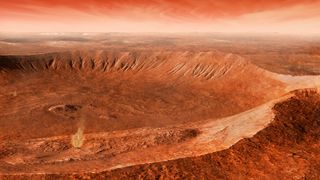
[1,0,319,33]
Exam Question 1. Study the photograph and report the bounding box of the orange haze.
[1,0,320,33]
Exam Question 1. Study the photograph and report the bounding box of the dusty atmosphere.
[0,33,320,179]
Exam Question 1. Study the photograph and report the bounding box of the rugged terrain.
[10,89,318,179]
[0,33,320,179]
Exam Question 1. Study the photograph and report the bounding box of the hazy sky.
[1,0,320,34]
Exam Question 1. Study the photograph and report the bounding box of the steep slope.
[0,50,258,80]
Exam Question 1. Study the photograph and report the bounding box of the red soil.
[13,90,318,179]
[1,34,320,179]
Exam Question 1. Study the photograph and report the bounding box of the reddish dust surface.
[22,90,319,179]
[0,34,320,178]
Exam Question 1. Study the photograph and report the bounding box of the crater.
[0,50,286,140]
[48,104,82,114]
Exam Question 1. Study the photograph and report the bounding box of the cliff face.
[0,50,254,79]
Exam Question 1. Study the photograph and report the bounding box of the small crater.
[48,104,82,114]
